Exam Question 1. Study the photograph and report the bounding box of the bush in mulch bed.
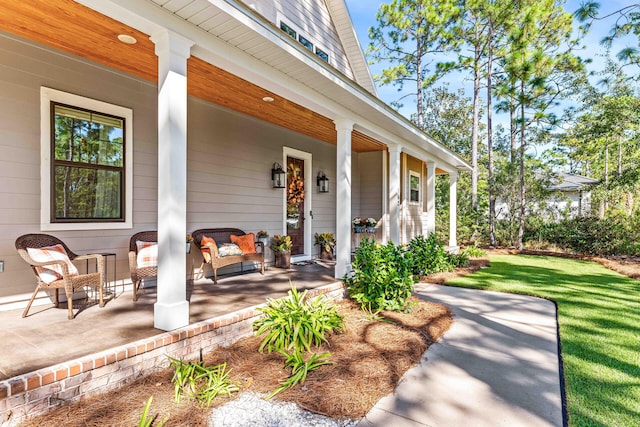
[19,297,453,427]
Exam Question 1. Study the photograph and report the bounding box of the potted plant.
[270,234,293,268]
[256,230,269,248]
[186,233,194,254]
[314,232,336,260]
[365,218,377,233]
[352,217,365,233]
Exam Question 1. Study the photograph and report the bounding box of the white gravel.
[209,392,360,427]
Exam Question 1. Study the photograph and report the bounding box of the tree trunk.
[471,48,480,213]
[487,42,496,247]
[510,105,517,163]
[604,137,609,215]
[517,82,526,251]
[617,135,622,177]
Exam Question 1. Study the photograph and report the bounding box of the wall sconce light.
[272,162,286,188]
[317,171,329,193]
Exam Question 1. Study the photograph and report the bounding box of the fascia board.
[76,0,470,171]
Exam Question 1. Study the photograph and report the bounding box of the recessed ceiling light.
[117,34,137,45]
[262,96,275,102]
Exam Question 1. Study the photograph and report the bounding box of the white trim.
[40,87,133,231]
[283,147,313,261]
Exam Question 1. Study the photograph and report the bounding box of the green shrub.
[138,396,167,427]
[407,234,454,276]
[167,357,239,407]
[266,349,332,399]
[253,286,344,353]
[461,243,486,258]
[345,238,416,312]
[448,251,469,268]
[524,215,640,256]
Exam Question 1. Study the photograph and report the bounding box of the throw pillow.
[27,244,79,284]
[230,233,256,254]
[136,241,158,268]
[218,243,244,257]
[200,235,219,261]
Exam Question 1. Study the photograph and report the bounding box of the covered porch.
[0,261,337,382]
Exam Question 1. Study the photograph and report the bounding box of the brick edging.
[0,282,346,426]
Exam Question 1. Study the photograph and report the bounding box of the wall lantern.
[272,163,286,188]
[317,171,329,193]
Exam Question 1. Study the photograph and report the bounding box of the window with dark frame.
[51,103,125,222]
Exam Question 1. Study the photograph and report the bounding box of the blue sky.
[343,0,638,126]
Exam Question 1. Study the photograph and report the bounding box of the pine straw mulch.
[19,298,453,427]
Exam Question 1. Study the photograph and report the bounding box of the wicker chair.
[15,233,105,320]
[128,231,158,301]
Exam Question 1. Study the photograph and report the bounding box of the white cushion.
[136,241,158,268]
[27,244,79,284]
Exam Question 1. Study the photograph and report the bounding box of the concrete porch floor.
[0,260,337,381]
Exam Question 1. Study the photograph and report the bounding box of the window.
[280,22,296,39]
[52,104,124,222]
[278,19,331,65]
[315,47,329,63]
[298,35,313,52]
[41,87,133,231]
[410,171,421,204]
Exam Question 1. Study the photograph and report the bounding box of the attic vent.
[279,20,331,64]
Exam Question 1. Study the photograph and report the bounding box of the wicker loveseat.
[192,228,265,283]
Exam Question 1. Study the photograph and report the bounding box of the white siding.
[243,0,354,79]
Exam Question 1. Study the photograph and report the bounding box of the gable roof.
[325,0,377,95]
[549,173,598,191]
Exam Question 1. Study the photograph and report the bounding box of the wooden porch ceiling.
[0,0,386,152]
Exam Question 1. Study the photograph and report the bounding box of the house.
[546,172,597,219]
[0,0,471,331]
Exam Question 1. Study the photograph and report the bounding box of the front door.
[286,156,305,255]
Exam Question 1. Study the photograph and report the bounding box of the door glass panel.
[286,158,305,255]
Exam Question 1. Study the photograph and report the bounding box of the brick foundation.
[0,282,345,426]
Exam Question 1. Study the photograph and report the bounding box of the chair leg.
[55,288,59,307]
[261,260,264,274]
[98,283,105,308]
[22,285,42,318]
[213,268,218,284]
[133,280,140,301]
[65,290,74,320]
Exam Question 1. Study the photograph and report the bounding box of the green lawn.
[445,254,640,427]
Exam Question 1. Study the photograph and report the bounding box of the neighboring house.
[495,172,597,221]
[0,0,470,330]
[546,173,597,220]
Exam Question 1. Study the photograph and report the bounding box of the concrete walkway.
[357,284,564,427]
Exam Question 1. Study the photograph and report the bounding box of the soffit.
[0,0,383,152]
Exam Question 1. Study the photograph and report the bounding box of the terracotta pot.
[274,251,291,268]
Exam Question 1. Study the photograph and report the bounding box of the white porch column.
[388,145,401,244]
[426,161,436,235]
[334,119,354,279]
[151,30,194,331]
[449,171,458,248]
